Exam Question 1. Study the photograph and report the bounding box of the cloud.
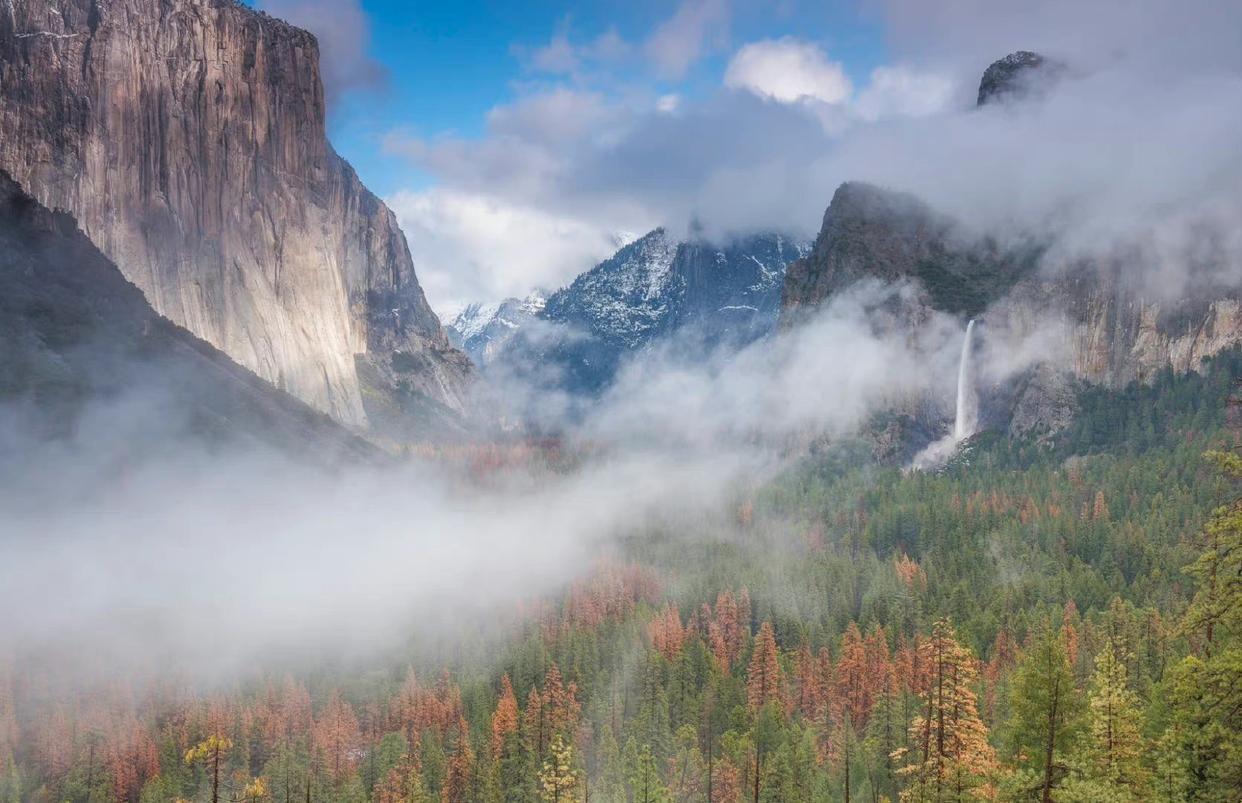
[851,65,956,120]
[387,0,1242,310]
[523,27,631,77]
[258,0,386,102]
[645,0,732,79]
[387,187,626,314]
[724,38,853,105]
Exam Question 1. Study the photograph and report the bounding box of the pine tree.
[1183,451,1242,653]
[491,676,520,759]
[184,735,233,803]
[1084,641,1147,792]
[595,727,626,803]
[538,735,579,803]
[443,717,475,803]
[628,744,670,803]
[746,623,784,713]
[895,619,996,802]
[1161,450,1242,800]
[312,692,361,785]
[1006,625,1085,803]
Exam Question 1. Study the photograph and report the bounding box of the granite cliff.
[781,52,1242,443]
[0,0,471,432]
[0,168,377,463]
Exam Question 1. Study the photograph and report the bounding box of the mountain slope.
[448,292,547,367]
[0,170,377,463]
[780,52,1242,443]
[0,0,471,431]
[503,229,806,397]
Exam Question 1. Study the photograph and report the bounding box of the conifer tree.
[491,676,520,759]
[1084,641,1147,792]
[895,619,996,802]
[538,735,578,803]
[746,623,784,713]
[628,744,669,803]
[1161,450,1242,800]
[1006,625,1084,803]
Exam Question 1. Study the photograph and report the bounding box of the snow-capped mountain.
[492,229,809,397]
[447,291,547,366]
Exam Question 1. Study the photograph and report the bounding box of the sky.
[250,0,1242,316]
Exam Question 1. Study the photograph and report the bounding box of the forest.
[1,349,1239,803]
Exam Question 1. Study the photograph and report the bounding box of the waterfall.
[953,319,978,442]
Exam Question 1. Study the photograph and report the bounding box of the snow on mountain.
[447,291,547,366]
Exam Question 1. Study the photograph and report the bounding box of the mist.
[0,275,1040,690]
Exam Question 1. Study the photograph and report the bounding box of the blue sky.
[260,1,889,198]
[245,0,978,311]
[242,1,1241,319]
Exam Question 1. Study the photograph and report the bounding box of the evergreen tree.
[896,619,997,802]
[538,735,579,803]
[1006,625,1085,803]
[1084,641,1147,794]
[628,744,670,803]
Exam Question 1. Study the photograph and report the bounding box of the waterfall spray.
[953,319,978,442]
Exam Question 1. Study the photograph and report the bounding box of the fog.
[0,277,1037,688]
[3,0,1238,698]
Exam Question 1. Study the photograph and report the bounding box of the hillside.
[0,170,377,463]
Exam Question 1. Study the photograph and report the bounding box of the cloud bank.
[374,0,1241,311]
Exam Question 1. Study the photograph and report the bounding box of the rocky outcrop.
[989,268,1242,387]
[977,51,1063,106]
[0,168,377,463]
[781,182,1037,326]
[781,181,1241,443]
[0,0,471,430]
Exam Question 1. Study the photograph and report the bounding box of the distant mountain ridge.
[467,228,808,399]
[448,292,548,367]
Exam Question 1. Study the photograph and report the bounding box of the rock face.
[0,169,377,463]
[990,268,1242,388]
[977,51,1062,106]
[0,0,471,430]
[504,228,806,397]
[781,182,1037,326]
[781,179,1242,440]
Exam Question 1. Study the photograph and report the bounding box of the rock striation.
[0,0,471,431]
[0,168,378,463]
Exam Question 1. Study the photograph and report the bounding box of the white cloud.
[656,93,681,113]
[387,187,626,315]
[724,37,852,105]
[645,0,731,79]
[852,65,956,121]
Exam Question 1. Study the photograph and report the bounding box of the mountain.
[0,169,377,463]
[976,50,1064,106]
[781,52,1242,444]
[0,0,472,434]
[781,181,1040,325]
[447,292,547,367]
[502,228,807,397]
